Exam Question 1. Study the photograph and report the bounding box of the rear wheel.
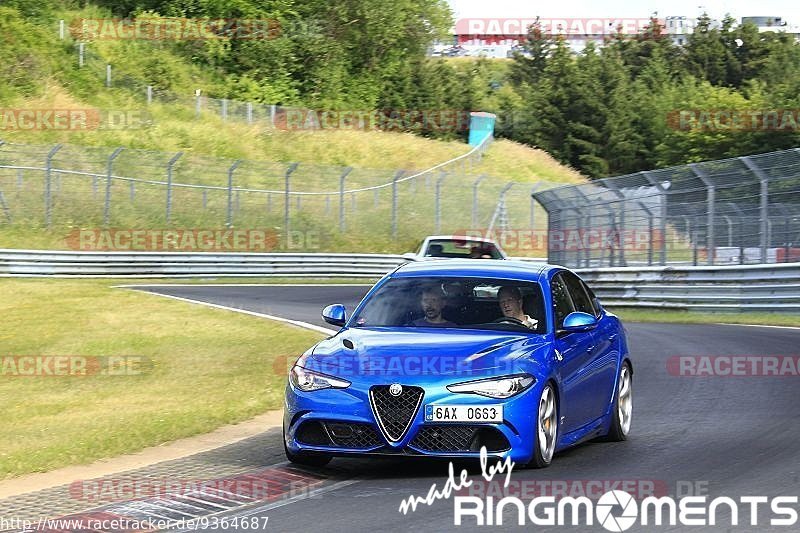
[528,383,558,468]
[283,425,332,467]
[604,362,633,442]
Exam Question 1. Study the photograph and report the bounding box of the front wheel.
[528,383,558,468]
[604,362,633,441]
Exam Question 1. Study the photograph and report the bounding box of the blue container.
[468,112,496,146]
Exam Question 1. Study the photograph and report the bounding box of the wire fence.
[0,139,559,254]
[534,148,800,267]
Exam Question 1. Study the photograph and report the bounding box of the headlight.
[447,374,535,398]
[290,365,350,392]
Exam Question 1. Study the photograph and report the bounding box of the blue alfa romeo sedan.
[283,260,632,468]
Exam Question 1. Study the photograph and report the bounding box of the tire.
[528,383,558,468]
[283,426,332,467]
[604,361,633,442]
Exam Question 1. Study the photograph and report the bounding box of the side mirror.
[561,312,598,333]
[402,252,417,261]
[322,304,347,327]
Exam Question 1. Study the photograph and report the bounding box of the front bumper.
[284,379,539,463]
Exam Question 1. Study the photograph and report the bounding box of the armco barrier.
[1,250,798,312]
[0,250,407,278]
[575,263,800,312]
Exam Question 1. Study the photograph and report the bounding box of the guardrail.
[1,250,798,312]
[576,263,800,312]
[0,250,406,278]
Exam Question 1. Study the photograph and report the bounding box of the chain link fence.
[534,148,800,267]
[0,139,559,254]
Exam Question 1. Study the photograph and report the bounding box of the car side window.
[550,274,575,329]
[581,280,603,318]
[562,272,596,316]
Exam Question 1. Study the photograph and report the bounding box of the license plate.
[425,404,503,423]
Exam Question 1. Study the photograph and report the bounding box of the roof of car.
[394,259,555,279]
[424,235,498,243]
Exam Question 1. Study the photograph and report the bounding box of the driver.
[497,286,538,329]
[411,286,457,327]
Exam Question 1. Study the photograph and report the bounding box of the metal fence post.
[44,144,62,227]
[391,170,405,239]
[246,102,253,124]
[471,174,486,228]
[78,43,84,67]
[226,160,242,228]
[435,172,447,233]
[103,147,124,226]
[105,64,111,87]
[221,99,228,121]
[338,167,352,231]
[146,86,152,105]
[529,182,544,229]
[59,19,65,40]
[740,156,770,264]
[691,164,716,265]
[195,90,202,119]
[165,152,183,224]
[284,162,299,245]
[604,181,627,267]
[641,171,668,265]
[0,191,11,223]
[638,201,654,265]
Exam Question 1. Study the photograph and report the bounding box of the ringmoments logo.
[452,491,799,529]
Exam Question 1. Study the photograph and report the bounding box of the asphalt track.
[129,284,800,532]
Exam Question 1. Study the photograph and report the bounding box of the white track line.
[115,283,372,288]
[714,323,800,331]
[123,289,338,336]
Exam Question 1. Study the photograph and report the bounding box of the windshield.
[424,239,504,259]
[350,277,546,333]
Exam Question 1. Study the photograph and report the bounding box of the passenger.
[497,286,539,329]
[411,286,457,327]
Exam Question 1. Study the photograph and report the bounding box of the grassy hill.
[0,2,583,253]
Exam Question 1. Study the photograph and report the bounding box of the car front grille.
[369,385,424,442]
[411,425,510,453]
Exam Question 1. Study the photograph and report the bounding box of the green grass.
[610,308,800,327]
[0,4,586,255]
[0,279,324,478]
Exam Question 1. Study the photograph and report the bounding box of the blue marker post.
[468,112,497,147]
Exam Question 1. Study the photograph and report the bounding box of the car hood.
[301,327,550,379]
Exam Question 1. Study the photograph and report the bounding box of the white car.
[403,235,507,261]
